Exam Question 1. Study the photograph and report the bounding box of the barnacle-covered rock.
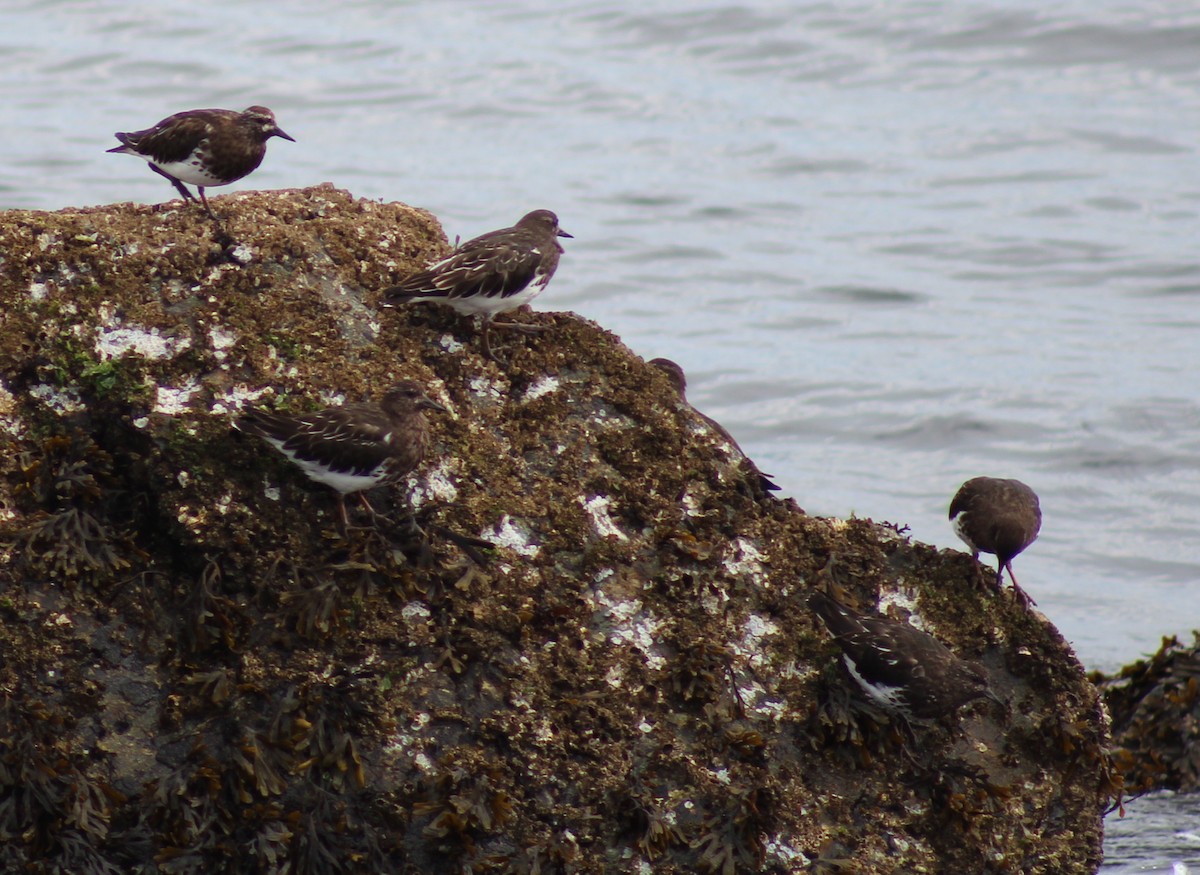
[0,187,1112,873]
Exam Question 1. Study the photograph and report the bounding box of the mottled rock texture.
[1094,634,1200,795]
[0,186,1114,873]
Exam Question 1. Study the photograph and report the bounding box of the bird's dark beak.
[557,228,574,239]
[419,397,449,414]
[274,127,296,142]
[984,690,1006,709]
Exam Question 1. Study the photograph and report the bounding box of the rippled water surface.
[2,1,1199,868]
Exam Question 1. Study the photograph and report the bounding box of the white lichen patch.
[28,383,85,414]
[439,334,465,353]
[736,613,780,670]
[765,837,808,864]
[484,515,540,557]
[96,325,190,362]
[154,379,201,415]
[262,483,280,502]
[208,326,238,360]
[408,461,459,508]
[522,375,560,402]
[468,373,505,401]
[401,602,431,623]
[679,485,704,518]
[229,243,253,264]
[28,281,50,301]
[209,384,271,416]
[723,536,766,582]
[587,590,667,671]
[580,494,628,541]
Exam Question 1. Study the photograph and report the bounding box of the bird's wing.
[119,111,226,164]
[387,232,542,302]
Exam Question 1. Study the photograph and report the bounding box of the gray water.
[2,1,1198,869]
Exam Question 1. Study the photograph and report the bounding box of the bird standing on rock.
[108,105,294,219]
[236,380,446,532]
[949,476,1042,607]
[809,589,998,723]
[382,209,572,363]
[648,357,781,495]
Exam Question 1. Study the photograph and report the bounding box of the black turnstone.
[382,209,572,363]
[809,589,996,722]
[108,105,294,219]
[649,357,781,494]
[949,476,1042,607]
[236,380,445,530]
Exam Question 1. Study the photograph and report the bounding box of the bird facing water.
[949,476,1042,607]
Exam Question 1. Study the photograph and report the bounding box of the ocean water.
[1,1,1198,869]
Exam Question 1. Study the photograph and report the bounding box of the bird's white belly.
[844,655,907,711]
[266,441,386,494]
[150,155,228,187]
[447,280,546,318]
[950,513,978,553]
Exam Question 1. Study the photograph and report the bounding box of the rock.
[1092,634,1200,794]
[0,186,1114,873]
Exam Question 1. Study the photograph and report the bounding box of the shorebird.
[237,380,445,530]
[809,589,997,723]
[108,105,293,219]
[949,476,1042,606]
[382,209,572,363]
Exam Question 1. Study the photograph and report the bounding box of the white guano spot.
[408,461,458,508]
[878,589,925,630]
[587,590,667,671]
[96,325,190,361]
[28,384,85,414]
[523,375,559,402]
[155,379,201,415]
[401,603,431,623]
[484,515,540,557]
[581,494,627,541]
[209,326,238,360]
[209,384,271,416]
[723,536,766,582]
[737,613,780,669]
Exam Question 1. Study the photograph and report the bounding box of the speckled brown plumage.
[237,380,445,529]
[649,357,781,494]
[108,105,294,219]
[382,209,572,362]
[810,589,995,722]
[949,476,1042,606]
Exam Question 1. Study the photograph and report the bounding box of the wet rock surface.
[0,186,1113,873]
[1093,634,1200,795]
